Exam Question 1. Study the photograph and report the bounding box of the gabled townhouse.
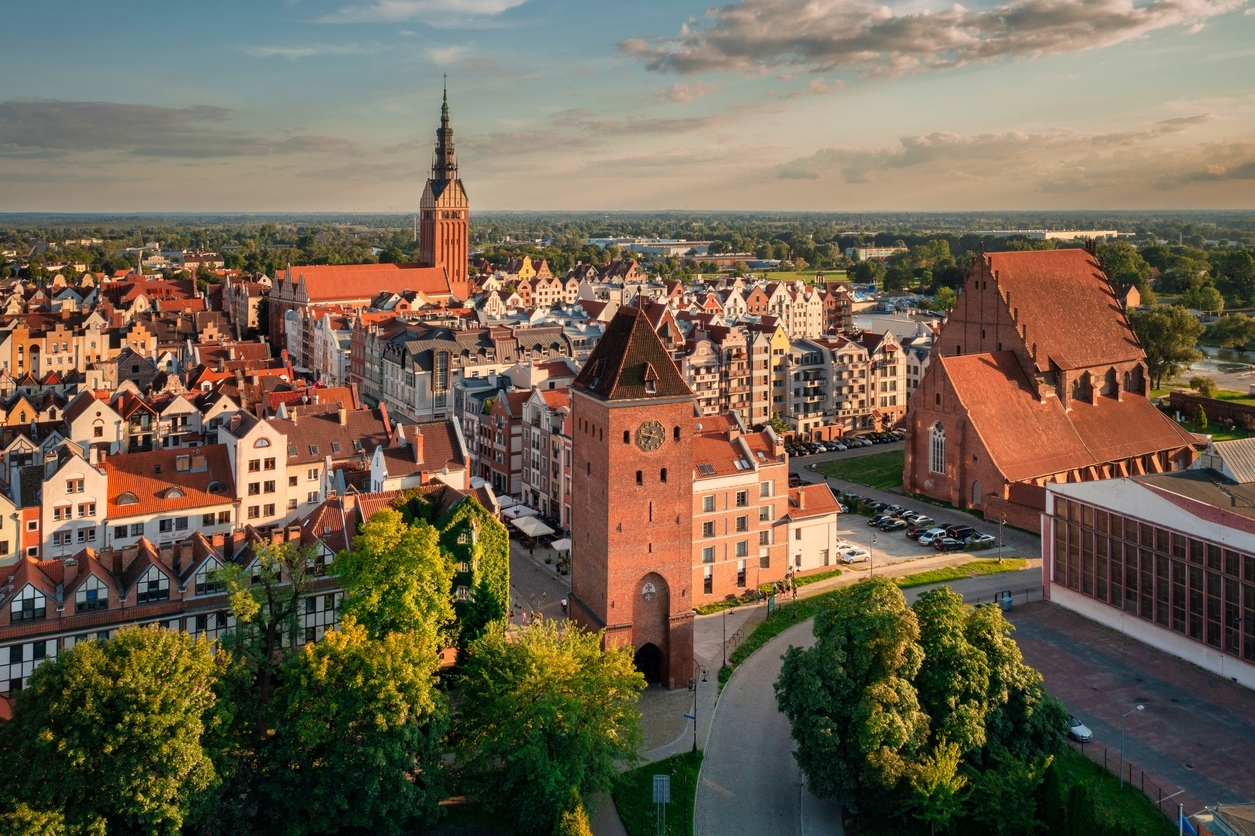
[104,446,237,550]
[368,420,469,493]
[219,411,289,530]
[36,443,107,561]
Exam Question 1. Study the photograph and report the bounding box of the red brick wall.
[570,391,695,688]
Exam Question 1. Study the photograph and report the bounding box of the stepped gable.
[571,305,692,402]
[983,248,1142,371]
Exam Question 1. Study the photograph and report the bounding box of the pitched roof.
[942,351,1196,482]
[572,305,692,401]
[787,483,841,520]
[269,407,390,465]
[285,264,452,303]
[984,249,1142,372]
[105,445,236,517]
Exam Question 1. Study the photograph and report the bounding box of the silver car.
[1068,715,1093,742]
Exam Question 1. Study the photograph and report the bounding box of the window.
[248,482,260,496]
[759,506,772,522]
[735,491,749,507]
[93,425,103,438]
[735,516,749,533]
[218,510,231,524]
[130,522,144,536]
[305,597,317,614]
[735,540,748,557]
[304,627,316,644]
[26,520,37,531]
[307,468,319,481]
[929,422,945,474]
[114,525,128,539]
[624,430,630,444]
[288,499,298,510]
[159,519,173,533]
[248,459,261,472]
[248,506,260,519]
[760,481,773,498]
[759,530,771,546]
[660,468,667,483]
[264,457,276,470]
[702,547,715,563]
[795,529,802,541]
[263,480,275,493]
[702,495,715,513]
[10,587,45,622]
[77,503,96,518]
[263,504,274,516]
[196,562,223,595]
[289,476,298,487]
[135,568,170,604]
[737,559,746,587]
[702,521,715,538]
[308,491,319,503]
[309,445,318,456]
[703,567,712,595]
[66,479,83,493]
[636,470,642,486]
[75,576,108,612]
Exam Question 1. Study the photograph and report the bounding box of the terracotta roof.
[270,407,390,465]
[787,483,841,520]
[105,445,236,517]
[284,264,452,303]
[984,249,1142,372]
[572,306,692,401]
[942,352,1195,483]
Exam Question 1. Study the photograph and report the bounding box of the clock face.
[636,420,665,451]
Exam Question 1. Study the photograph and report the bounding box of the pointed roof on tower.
[429,77,458,197]
[573,305,693,402]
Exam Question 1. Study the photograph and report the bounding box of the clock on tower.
[568,305,696,689]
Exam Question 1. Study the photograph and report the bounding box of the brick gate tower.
[569,305,696,689]
[419,84,470,301]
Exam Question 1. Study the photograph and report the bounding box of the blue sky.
[1,0,1253,211]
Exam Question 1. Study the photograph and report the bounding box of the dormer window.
[10,586,46,622]
[75,576,108,612]
[135,567,169,604]
[195,560,223,596]
[162,487,185,499]
[117,491,138,506]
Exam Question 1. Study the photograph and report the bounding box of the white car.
[1068,715,1093,742]
[916,528,948,546]
[841,549,871,564]
[834,542,858,554]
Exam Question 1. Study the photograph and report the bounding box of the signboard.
[767,593,776,614]
[653,774,671,804]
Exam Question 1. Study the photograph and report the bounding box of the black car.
[933,537,967,552]
[947,525,977,541]
[879,519,908,532]
[867,501,888,512]
[905,526,932,540]
[868,514,892,526]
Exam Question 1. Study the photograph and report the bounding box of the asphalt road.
[694,568,1042,836]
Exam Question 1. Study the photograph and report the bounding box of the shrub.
[1189,376,1218,397]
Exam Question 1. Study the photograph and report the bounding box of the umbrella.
[512,516,555,537]
[503,504,538,519]
[550,538,572,552]
[497,494,518,509]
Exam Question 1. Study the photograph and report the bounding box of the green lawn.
[793,568,842,588]
[1177,419,1252,441]
[1053,747,1176,836]
[753,269,849,284]
[611,751,703,836]
[813,450,905,490]
[895,558,1027,589]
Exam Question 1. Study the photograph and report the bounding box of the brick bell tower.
[569,305,696,689]
[419,81,470,300]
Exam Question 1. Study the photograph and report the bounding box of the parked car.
[946,525,977,541]
[832,442,848,451]
[1068,716,1093,742]
[884,505,905,515]
[911,516,936,528]
[933,537,968,552]
[868,514,892,526]
[867,501,888,512]
[905,526,932,540]
[879,518,908,532]
[837,503,849,514]
[917,528,949,546]
[834,541,858,554]
[969,533,996,546]
[841,549,871,564]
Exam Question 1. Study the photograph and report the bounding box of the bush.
[1189,376,1218,397]
[1195,404,1209,431]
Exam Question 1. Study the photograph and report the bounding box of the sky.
[1,0,1253,212]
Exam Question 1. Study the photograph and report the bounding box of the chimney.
[338,405,347,426]
[89,446,98,467]
[727,424,740,442]
[412,427,424,464]
[798,488,806,510]
[228,346,236,361]
[251,372,259,386]
[270,529,283,546]
[178,541,193,573]
[211,531,225,552]
[216,357,224,373]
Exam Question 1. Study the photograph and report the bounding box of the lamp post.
[722,609,727,669]
[871,533,876,577]
[1120,705,1145,789]
[986,492,1005,563]
[690,667,707,754]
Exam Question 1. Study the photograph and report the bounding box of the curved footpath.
[693,567,1042,836]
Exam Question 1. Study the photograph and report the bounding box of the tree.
[1097,241,1151,287]
[1181,283,1224,313]
[913,588,990,756]
[775,577,928,814]
[933,286,957,311]
[1127,306,1203,389]
[1189,376,1218,397]
[732,260,750,276]
[0,627,222,835]
[0,804,105,836]
[767,412,790,435]
[965,750,1051,836]
[334,508,454,646]
[852,259,886,285]
[906,741,968,836]
[1195,404,1209,431]
[377,246,405,264]
[260,618,448,836]
[455,620,645,835]
[1209,313,1255,354]
[1212,249,1255,307]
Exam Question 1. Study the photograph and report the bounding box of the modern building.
[1043,437,1255,689]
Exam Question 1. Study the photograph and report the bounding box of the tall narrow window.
[636,470,642,485]
[660,468,667,483]
[929,423,945,474]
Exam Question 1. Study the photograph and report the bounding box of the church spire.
[432,76,457,185]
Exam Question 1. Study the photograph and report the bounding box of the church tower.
[419,84,470,300]
[569,305,696,689]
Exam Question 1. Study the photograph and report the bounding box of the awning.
[503,504,537,519]
[550,538,572,552]
[511,516,554,537]
[497,494,518,509]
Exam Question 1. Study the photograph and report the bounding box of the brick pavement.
[1009,601,1255,816]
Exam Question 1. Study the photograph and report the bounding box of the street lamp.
[871,533,876,578]
[1120,705,1145,789]
[722,609,728,669]
[986,492,1005,563]
[689,667,708,754]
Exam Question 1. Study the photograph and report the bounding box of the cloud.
[318,0,527,23]
[426,44,470,64]
[461,130,601,156]
[0,100,359,159]
[620,0,1247,77]
[244,43,385,59]
[653,82,719,103]
[771,114,1251,194]
[550,107,732,134]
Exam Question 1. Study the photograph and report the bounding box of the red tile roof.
[984,249,1142,372]
[285,264,452,303]
[573,306,692,402]
[105,445,236,517]
[788,483,841,520]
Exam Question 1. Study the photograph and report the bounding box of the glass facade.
[1051,496,1255,664]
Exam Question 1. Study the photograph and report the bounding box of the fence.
[1068,740,1182,824]
[961,585,1044,608]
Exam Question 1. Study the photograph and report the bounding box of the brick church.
[903,247,1199,531]
[569,305,696,689]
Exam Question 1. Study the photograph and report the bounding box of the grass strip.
[813,450,905,490]
[793,568,842,588]
[1054,747,1176,836]
[895,558,1027,589]
[611,751,703,836]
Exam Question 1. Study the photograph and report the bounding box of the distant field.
[741,269,849,284]
[813,450,905,490]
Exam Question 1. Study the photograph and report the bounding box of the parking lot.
[791,440,1043,569]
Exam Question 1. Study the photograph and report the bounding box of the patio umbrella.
[511,516,554,538]
[550,538,572,552]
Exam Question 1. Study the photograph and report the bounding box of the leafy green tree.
[768,412,790,434]
[1209,313,1255,354]
[1181,283,1224,312]
[455,620,645,835]
[552,793,594,836]
[1212,249,1255,307]
[933,286,957,311]
[852,259,886,285]
[907,741,968,836]
[732,260,750,276]
[1189,376,1218,397]
[1196,404,1209,431]
[334,508,454,645]
[0,804,105,836]
[1127,306,1203,389]
[0,627,222,836]
[913,588,990,755]
[261,617,448,836]
[775,577,928,814]
[378,246,405,264]
[965,750,1051,836]
[1097,241,1151,286]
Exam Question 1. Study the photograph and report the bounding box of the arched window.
[254,438,270,448]
[660,468,667,483]
[929,423,945,475]
[972,481,981,506]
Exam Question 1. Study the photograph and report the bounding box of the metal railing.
[1067,740,1182,825]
